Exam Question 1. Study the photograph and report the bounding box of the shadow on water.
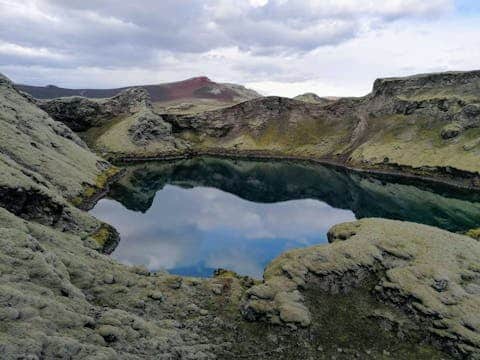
[91,157,480,277]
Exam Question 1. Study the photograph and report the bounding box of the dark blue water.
[91,157,480,278]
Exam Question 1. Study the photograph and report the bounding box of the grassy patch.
[79,115,128,150]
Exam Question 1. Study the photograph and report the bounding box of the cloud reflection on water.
[91,184,355,277]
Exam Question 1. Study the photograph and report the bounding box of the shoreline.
[105,149,480,193]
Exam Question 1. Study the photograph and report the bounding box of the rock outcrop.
[127,108,173,145]
[36,87,152,132]
[0,73,118,237]
[36,86,186,153]
[165,96,322,137]
[371,70,480,98]
[243,218,480,358]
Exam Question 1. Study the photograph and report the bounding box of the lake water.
[91,157,480,278]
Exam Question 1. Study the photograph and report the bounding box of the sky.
[0,0,479,97]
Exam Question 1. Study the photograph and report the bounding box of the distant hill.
[293,92,338,105]
[16,76,260,103]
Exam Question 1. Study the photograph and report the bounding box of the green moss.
[398,91,480,103]
[465,228,480,241]
[90,225,111,247]
[213,269,241,279]
[88,223,119,254]
[97,166,121,188]
[301,285,447,359]
[79,115,129,149]
[70,166,121,207]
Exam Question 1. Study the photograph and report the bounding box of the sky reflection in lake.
[91,184,355,277]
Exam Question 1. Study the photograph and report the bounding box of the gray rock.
[128,109,172,145]
[97,325,123,343]
[37,87,151,132]
[103,274,115,284]
[149,291,165,302]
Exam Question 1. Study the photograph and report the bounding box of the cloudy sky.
[0,0,479,97]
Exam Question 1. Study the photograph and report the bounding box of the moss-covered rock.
[243,218,480,357]
[36,87,152,132]
[0,73,119,243]
[0,73,113,201]
[441,122,463,139]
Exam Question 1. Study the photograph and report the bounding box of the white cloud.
[249,0,269,7]
[294,0,453,18]
[0,0,59,23]
[0,0,477,97]
[246,79,359,98]
[0,41,67,60]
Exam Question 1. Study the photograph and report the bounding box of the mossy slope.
[0,73,119,250]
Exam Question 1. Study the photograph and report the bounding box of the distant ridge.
[16,76,260,102]
[293,92,339,104]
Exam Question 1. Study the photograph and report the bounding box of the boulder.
[441,122,463,139]
[243,218,480,357]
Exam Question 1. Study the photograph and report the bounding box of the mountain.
[16,76,260,103]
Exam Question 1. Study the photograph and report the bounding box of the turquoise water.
[91,157,480,278]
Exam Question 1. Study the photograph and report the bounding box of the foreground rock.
[0,208,462,359]
[0,74,112,200]
[0,73,119,251]
[243,218,480,358]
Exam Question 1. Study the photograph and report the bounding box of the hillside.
[37,70,480,189]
